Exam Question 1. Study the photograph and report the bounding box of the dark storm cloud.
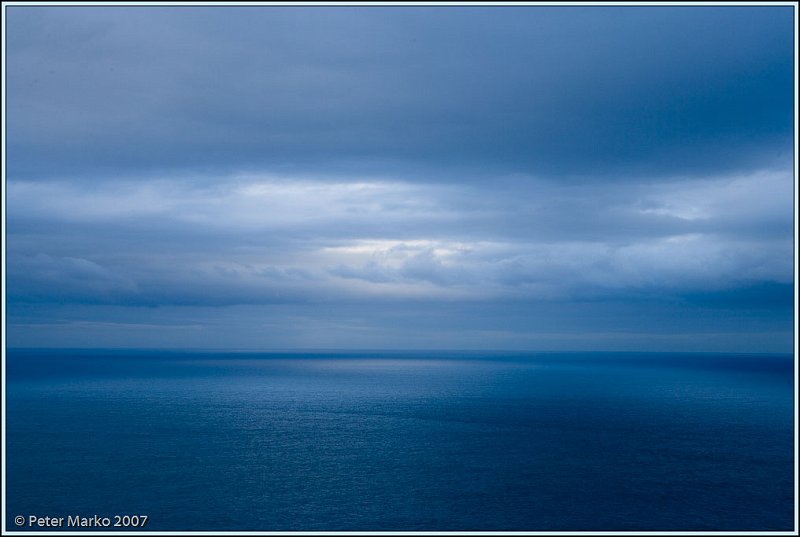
[6,6,794,180]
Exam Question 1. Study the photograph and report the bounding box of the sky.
[4,4,796,352]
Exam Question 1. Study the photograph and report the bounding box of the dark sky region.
[4,4,796,352]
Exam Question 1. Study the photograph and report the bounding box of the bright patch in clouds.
[8,168,792,308]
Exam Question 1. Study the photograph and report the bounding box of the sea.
[5,349,796,532]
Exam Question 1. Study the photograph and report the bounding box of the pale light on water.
[6,350,794,531]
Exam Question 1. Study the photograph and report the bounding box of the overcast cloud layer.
[5,5,796,351]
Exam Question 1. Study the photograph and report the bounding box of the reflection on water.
[6,350,795,531]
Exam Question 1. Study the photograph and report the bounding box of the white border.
[0,1,797,536]
[0,1,796,5]
[793,0,799,533]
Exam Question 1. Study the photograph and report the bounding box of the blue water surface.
[5,349,795,531]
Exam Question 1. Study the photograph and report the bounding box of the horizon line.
[3,346,795,356]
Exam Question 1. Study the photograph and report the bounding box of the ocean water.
[5,349,795,531]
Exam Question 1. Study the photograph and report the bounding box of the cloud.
[5,5,794,351]
[10,253,139,303]
[6,300,794,353]
[6,6,793,180]
[7,167,793,308]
